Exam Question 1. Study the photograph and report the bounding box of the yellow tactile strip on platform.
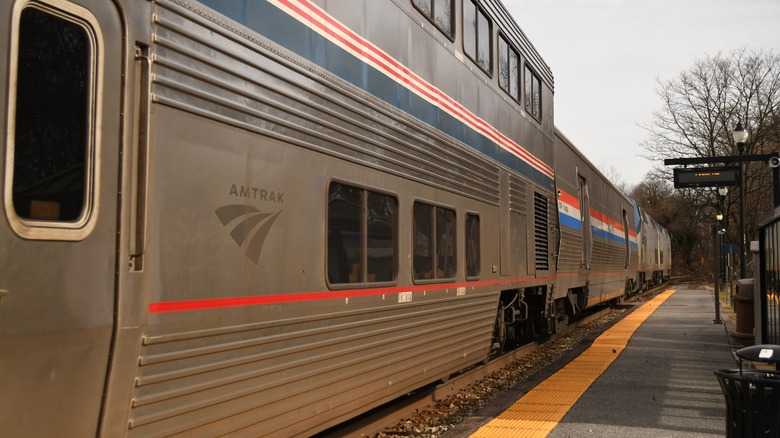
[470,289,677,438]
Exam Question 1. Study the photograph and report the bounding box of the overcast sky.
[502,0,780,188]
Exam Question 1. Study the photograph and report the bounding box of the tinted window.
[328,183,397,284]
[413,0,454,39]
[328,184,363,283]
[498,34,520,101]
[13,7,91,222]
[509,45,519,100]
[413,202,456,280]
[476,10,491,72]
[464,0,491,74]
[525,65,542,120]
[498,37,508,90]
[466,213,480,278]
[463,1,476,61]
[434,0,453,37]
[367,191,396,282]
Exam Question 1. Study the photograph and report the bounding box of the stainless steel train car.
[635,203,673,289]
[552,129,639,318]
[0,0,669,436]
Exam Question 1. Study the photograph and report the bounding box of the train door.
[0,0,122,435]
[578,175,591,269]
[623,209,630,269]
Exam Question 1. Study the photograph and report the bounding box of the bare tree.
[641,49,780,275]
[598,163,631,195]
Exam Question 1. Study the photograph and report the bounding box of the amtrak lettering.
[229,183,285,204]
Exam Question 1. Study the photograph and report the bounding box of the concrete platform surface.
[549,288,737,437]
[451,287,740,438]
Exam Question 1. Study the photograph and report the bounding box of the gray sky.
[503,0,780,188]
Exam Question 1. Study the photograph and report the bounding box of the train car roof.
[483,0,554,89]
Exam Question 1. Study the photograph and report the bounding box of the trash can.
[733,278,754,338]
[715,345,780,437]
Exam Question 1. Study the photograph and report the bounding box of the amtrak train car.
[636,204,672,289]
[552,129,639,318]
[0,0,668,436]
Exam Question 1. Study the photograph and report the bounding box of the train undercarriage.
[490,280,650,357]
[491,287,569,356]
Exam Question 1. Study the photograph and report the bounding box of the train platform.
[449,286,746,438]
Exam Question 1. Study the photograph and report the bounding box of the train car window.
[7,4,97,236]
[498,34,520,102]
[412,0,455,40]
[413,202,456,281]
[466,213,480,278]
[525,65,542,120]
[328,183,397,285]
[463,0,492,75]
[367,191,396,282]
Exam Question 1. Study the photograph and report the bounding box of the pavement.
[548,287,739,437]
[449,285,750,438]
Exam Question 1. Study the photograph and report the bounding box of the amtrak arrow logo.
[215,204,283,264]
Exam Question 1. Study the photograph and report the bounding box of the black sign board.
[673,166,740,188]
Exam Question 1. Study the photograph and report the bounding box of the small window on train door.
[466,213,480,279]
[5,1,101,240]
[413,202,456,281]
[327,183,397,285]
[413,0,455,40]
[463,0,492,75]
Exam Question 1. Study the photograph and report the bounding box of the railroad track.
[319,288,665,438]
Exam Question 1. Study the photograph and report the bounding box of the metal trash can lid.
[736,344,780,364]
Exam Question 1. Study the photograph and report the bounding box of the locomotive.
[0,0,670,436]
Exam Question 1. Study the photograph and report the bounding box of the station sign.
[673,166,740,188]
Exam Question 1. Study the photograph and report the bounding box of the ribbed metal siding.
[151,0,500,205]
[131,296,497,437]
[508,174,527,212]
[557,226,583,272]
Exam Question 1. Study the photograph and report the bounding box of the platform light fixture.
[732,121,748,145]
[718,186,728,224]
[733,122,748,279]
[717,186,729,284]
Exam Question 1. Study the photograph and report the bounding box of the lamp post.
[718,186,728,282]
[733,122,748,279]
[712,212,724,324]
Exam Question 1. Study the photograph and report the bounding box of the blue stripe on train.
[559,214,582,231]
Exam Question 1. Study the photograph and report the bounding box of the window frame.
[524,64,542,121]
[326,181,398,287]
[463,0,492,75]
[465,212,481,279]
[498,32,520,102]
[412,200,457,283]
[4,0,103,241]
[412,0,455,41]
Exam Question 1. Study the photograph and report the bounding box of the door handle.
[129,45,151,271]
[0,289,9,300]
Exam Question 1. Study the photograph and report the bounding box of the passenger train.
[0,0,671,436]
